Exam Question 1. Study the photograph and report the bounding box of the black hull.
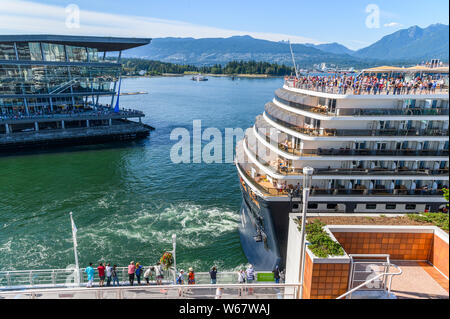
[238,183,292,271]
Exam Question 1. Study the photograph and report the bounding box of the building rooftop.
[0,34,151,51]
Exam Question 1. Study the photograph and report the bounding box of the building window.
[386,204,397,210]
[293,204,299,209]
[42,43,66,62]
[0,43,15,60]
[308,203,318,209]
[366,204,377,209]
[327,203,337,209]
[66,45,87,62]
[406,204,416,210]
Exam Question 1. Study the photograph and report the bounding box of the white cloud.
[384,22,402,28]
[0,0,322,44]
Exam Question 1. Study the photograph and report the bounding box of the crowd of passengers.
[286,74,447,95]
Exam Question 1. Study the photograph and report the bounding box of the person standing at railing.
[272,265,281,284]
[98,263,106,287]
[105,263,112,287]
[85,263,95,288]
[112,265,120,286]
[144,266,154,285]
[177,269,185,297]
[128,261,136,286]
[135,262,143,285]
[237,269,246,296]
[155,262,164,285]
[209,266,217,284]
[246,264,255,295]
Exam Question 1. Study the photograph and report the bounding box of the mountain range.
[124,24,449,67]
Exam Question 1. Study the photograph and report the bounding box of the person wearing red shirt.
[97,263,106,287]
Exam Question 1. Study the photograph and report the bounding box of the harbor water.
[0,76,283,272]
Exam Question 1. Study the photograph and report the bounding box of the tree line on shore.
[121,58,294,76]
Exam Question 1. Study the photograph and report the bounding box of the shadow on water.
[0,137,150,159]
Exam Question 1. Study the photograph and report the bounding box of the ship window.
[386,204,397,210]
[308,203,318,209]
[406,204,416,210]
[366,204,377,209]
[326,203,337,209]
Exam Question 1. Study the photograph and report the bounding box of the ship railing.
[245,138,449,177]
[275,95,450,117]
[265,108,449,137]
[254,122,449,158]
[0,268,262,290]
[236,162,446,197]
[285,80,449,96]
[0,283,301,299]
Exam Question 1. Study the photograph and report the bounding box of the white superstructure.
[236,65,449,213]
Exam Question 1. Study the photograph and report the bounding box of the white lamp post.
[172,234,177,284]
[299,167,314,299]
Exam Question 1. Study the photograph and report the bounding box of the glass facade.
[0,40,121,116]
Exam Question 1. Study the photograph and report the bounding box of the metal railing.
[0,105,144,124]
[237,162,446,197]
[275,94,449,117]
[265,107,449,137]
[245,138,448,177]
[254,125,449,158]
[0,267,260,290]
[337,254,403,299]
[0,283,300,299]
[285,80,449,96]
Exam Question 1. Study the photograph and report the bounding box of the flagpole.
[69,212,80,286]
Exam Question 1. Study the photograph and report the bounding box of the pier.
[0,35,153,151]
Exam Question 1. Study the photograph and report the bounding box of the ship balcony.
[253,124,449,158]
[264,109,449,138]
[245,138,449,179]
[236,161,447,198]
[274,93,449,118]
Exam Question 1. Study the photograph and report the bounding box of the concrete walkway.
[390,261,449,299]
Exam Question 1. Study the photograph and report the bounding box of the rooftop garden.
[296,219,345,258]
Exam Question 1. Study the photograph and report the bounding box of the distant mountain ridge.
[354,23,449,61]
[124,24,449,66]
[305,42,355,55]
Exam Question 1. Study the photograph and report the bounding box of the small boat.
[191,74,208,81]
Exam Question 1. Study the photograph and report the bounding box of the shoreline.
[123,73,284,79]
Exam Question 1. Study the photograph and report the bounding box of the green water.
[0,76,283,272]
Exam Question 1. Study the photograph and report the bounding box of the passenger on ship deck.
[97,263,105,287]
[209,266,217,284]
[135,262,143,285]
[105,263,112,286]
[128,261,136,286]
[85,262,95,288]
[287,73,445,96]
[112,265,120,286]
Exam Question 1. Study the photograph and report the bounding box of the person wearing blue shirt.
[85,262,95,288]
[135,262,143,285]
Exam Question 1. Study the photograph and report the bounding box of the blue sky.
[1,0,448,49]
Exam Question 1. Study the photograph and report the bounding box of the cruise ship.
[235,65,449,270]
